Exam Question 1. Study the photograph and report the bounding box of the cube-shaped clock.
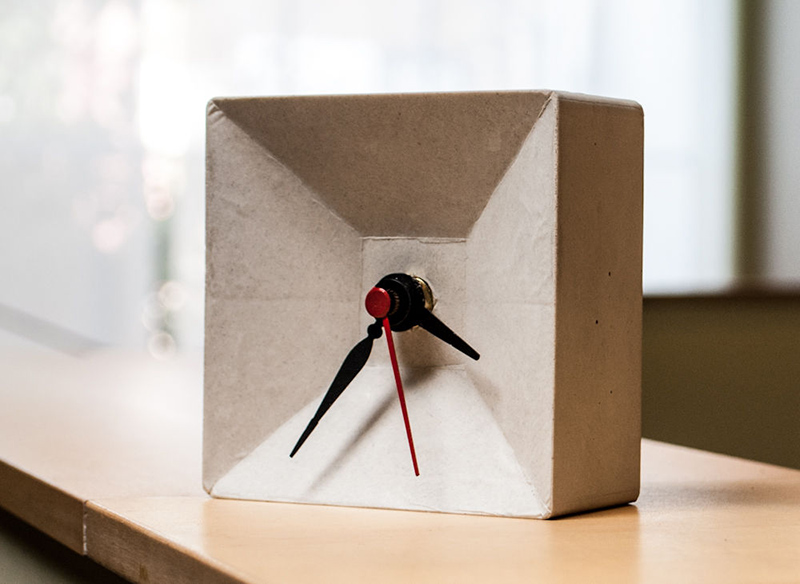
[204,91,643,518]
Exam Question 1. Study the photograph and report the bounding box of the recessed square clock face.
[204,91,643,518]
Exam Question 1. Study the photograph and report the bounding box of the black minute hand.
[290,320,383,458]
[417,309,480,361]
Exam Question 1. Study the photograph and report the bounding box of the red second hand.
[365,286,419,476]
[381,316,420,476]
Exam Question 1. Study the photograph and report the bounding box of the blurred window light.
[0,0,737,352]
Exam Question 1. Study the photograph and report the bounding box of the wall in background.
[757,1,800,281]
[646,1,800,471]
[737,0,800,284]
[643,295,800,470]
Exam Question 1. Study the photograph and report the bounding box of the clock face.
[204,91,643,518]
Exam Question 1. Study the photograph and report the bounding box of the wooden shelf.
[0,349,204,551]
[2,349,800,583]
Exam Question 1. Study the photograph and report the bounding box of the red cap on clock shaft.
[365,287,392,319]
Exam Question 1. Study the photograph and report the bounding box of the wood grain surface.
[84,441,800,584]
[2,350,799,582]
[0,349,204,552]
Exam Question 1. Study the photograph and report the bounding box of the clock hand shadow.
[307,368,434,491]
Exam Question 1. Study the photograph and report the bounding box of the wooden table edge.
[0,458,85,553]
[84,498,250,584]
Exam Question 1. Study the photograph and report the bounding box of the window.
[0,0,738,354]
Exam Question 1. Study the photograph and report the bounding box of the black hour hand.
[290,321,382,457]
[417,309,480,361]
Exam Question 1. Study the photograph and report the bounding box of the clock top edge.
[207,89,641,111]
